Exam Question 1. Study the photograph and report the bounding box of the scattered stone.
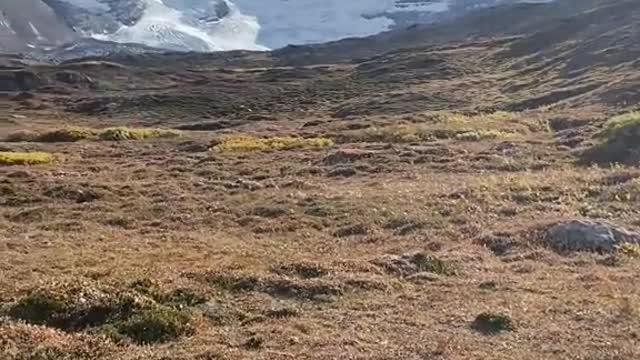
[545,220,640,253]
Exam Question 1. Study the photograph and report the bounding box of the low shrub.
[98,127,181,141]
[5,127,180,143]
[37,128,96,142]
[0,151,55,165]
[213,135,334,152]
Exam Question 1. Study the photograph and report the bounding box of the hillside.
[1,0,640,359]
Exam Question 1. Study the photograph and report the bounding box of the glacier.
[80,0,451,51]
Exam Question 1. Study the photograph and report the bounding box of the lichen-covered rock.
[545,220,640,253]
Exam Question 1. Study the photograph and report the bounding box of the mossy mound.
[471,312,515,334]
[583,111,640,164]
[5,282,195,344]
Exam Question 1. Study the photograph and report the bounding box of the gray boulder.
[545,220,640,253]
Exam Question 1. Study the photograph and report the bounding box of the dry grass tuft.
[0,151,56,166]
[213,135,334,152]
[339,111,537,143]
[5,127,180,143]
[618,243,640,258]
[37,128,97,142]
[98,127,181,141]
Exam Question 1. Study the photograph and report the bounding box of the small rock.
[545,220,640,253]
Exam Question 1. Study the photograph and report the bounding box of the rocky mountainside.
[1,0,637,116]
[1,0,560,60]
[0,0,77,52]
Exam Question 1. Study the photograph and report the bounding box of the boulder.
[545,220,640,253]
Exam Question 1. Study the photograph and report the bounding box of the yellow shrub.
[213,135,334,152]
[0,151,56,165]
[618,243,640,258]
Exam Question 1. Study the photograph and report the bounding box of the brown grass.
[0,24,639,359]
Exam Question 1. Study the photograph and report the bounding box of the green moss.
[7,291,69,327]
[410,253,455,275]
[584,111,640,164]
[113,306,193,344]
[129,279,207,308]
[7,283,195,344]
[472,312,514,334]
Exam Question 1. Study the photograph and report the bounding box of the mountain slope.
[0,0,569,57]
[0,0,77,52]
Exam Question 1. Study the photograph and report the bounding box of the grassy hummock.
[213,135,334,152]
[0,151,56,165]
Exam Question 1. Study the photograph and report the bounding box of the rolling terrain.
[1,0,640,359]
